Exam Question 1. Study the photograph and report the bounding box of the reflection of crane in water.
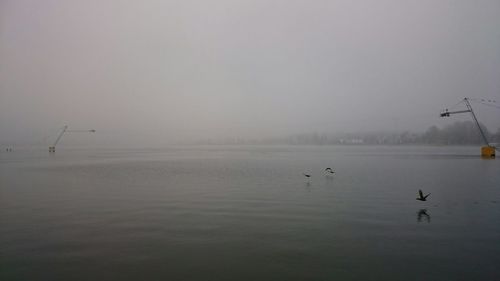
[49,125,96,152]
[440,97,496,158]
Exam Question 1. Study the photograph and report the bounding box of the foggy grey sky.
[1,0,500,146]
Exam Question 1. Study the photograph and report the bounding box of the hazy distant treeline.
[204,121,500,146]
[419,121,500,145]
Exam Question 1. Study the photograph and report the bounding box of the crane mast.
[52,125,68,148]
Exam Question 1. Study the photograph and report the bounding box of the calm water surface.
[1,145,499,280]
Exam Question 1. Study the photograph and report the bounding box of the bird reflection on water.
[417,209,431,223]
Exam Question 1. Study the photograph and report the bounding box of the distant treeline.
[204,121,500,146]
[293,121,500,145]
[419,121,499,145]
[289,121,499,145]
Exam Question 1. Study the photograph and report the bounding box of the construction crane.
[49,125,96,152]
[440,97,495,158]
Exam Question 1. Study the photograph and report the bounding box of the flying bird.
[325,168,335,174]
[416,189,430,201]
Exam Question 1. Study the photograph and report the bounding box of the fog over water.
[1,0,500,146]
[1,146,500,280]
[2,3,500,279]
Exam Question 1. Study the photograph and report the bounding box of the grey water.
[1,145,499,280]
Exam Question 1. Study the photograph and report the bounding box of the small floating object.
[325,167,335,174]
[303,173,311,178]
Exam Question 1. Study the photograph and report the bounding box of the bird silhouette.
[416,189,430,201]
[325,168,335,174]
[303,173,311,178]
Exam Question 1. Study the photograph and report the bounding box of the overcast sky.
[1,0,499,146]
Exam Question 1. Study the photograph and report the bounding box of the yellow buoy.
[481,146,495,158]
